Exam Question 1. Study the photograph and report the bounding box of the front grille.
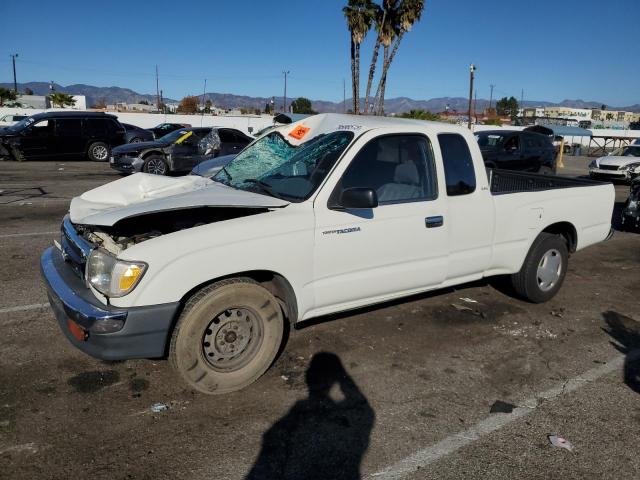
[60,216,93,278]
[598,164,620,171]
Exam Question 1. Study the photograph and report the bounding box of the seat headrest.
[394,163,419,185]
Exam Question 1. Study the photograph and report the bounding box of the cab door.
[311,130,449,314]
[19,118,56,159]
[54,118,84,157]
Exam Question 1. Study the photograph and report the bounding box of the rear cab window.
[438,133,476,196]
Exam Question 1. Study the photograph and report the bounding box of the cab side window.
[340,134,437,204]
[438,133,476,196]
[30,119,53,136]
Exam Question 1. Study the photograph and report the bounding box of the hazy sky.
[1,0,638,105]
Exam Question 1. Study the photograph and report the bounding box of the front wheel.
[169,278,285,394]
[143,155,168,175]
[510,233,568,303]
[87,142,110,162]
[538,166,554,175]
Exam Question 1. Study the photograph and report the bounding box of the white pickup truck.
[41,114,615,394]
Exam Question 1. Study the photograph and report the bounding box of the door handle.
[425,216,444,228]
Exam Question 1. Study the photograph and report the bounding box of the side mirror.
[335,187,378,209]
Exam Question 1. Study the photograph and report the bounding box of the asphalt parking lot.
[1,158,639,480]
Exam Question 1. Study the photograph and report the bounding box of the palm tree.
[374,0,425,115]
[343,0,376,115]
[49,92,76,108]
[363,0,395,114]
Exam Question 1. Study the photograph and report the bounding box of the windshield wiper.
[243,178,285,200]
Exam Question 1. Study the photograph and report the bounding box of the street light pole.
[282,70,290,113]
[10,54,18,93]
[468,64,476,129]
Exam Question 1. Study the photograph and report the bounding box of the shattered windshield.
[214,130,354,202]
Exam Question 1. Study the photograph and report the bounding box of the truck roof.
[281,113,469,145]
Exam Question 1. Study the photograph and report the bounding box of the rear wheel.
[169,278,285,394]
[143,155,168,175]
[538,166,554,175]
[511,233,568,303]
[87,142,109,162]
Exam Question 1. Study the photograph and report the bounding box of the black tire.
[87,142,110,162]
[143,155,168,175]
[538,166,554,175]
[510,233,568,303]
[169,278,285,394]
[11,146,25,162]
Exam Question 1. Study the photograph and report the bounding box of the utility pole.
[467,64,476,129]
[155,65,160,112]
[10,54,18,93]
[474,89,477,122]
[342,78,346,113]
[282,70,290,113]
[201,78,207,110]
[489,84,495,110]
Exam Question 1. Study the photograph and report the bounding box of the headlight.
[621,162,640,171]
[86,249,147,297]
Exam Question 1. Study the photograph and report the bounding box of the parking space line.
[0,231,57,239]
[370,355,625,479]
[0,303,50,315]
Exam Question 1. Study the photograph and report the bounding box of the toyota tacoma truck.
[41,114,615,395]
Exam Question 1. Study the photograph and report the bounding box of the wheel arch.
[178,270,299,325]
[540,221,577,253]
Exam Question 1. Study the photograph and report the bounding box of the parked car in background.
[146,122,191,139]
[42,113,615,394]
[0,111,126,161]
[122,123,155,143]
[589,144,640,182]
[0,114,27,127]
[633,138,640,145]
[621,178,640,229]
[110,127,251,175]
[476,130,556,174]
[190,154,237,177]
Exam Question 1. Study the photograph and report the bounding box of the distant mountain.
[2,82,639,114]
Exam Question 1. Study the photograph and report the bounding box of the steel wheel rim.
[537,248,562,292]
[202,307,263,372]
[93,145,108,160]
[146,158,166,175]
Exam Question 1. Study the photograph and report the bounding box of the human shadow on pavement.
[602,310,640,394]
[245,352,375,480]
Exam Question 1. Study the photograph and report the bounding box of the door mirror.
[336,187,378,209]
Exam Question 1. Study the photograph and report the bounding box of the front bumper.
[110,154,144,173]
[40,246,179,360]
[589,168,631,180]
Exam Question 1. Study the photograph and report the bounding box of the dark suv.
[476,130,556,174]
[0,112,126,162]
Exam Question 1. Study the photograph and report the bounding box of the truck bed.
[488,169,606,195]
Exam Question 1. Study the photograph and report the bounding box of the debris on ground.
[459,297,478,304]
[150,403,169,413]
[451,303,488,319]
[550,308,565,318]
[489,400,516,413]
[280,375,289,381]
[548,434,574,451]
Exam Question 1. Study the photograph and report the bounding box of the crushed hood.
[70,173,288,226]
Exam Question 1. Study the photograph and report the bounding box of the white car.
[589,144,640,182]
[41,113,615,394]
[0,114,27,127]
